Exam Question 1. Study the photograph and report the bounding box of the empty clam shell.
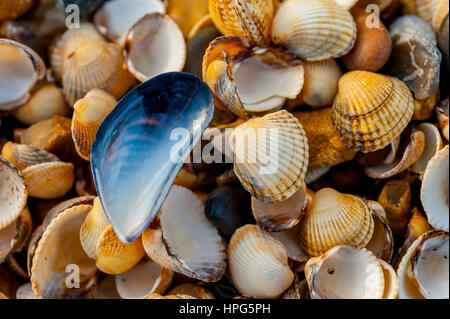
[80,197,110,260]
[72,89,117,161]
[95,225,145,275]
[22,161,75,199]
[31,204,98,298]
[0,156,27,230]
[299,188,374,257]
[332,71,415,153]
[93,0,165,45]
[1,142,59,171]
[305,246,387,299]
[410,123,443,174]
[398,230,449,299]
[272,0,357,61]
[142,186,227,282]
[209,0,274,46]
[50,23,106,83]
[231,110,309,202]
[365,209,394,263]
[13,84,70,126]
[62,41,135,106]
[115,259,174,299]
[124,13,186,83]
[420,145,449,232]
[251,183,308,232]
[0,39,46,111]
[364,127,425,179]
[228,225,294,298]
[90,72,214,243]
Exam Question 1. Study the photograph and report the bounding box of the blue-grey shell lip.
[91,72,215,243]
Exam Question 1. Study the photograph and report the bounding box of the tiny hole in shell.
[327,267,335,275]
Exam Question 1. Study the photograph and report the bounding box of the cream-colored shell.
[416,0,449,32]
[231,110,309,202]
[228,225,294,298]
[272,0,357,61]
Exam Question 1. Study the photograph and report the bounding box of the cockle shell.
[62,41,135,106]
[72,89,117,161]
[299,59,343,107]
[230,110,309,202]
[416,0,449,32]
[1,142,59,171]
[0,0,34,20]
[115,259,174,299]
[228,225,294,298]
[410,123,443,174]
[0,156,27,230]
[420,145,449,231]
[50,23,106,83]
[0,39,46,111]
[272,0,357,61]
[95,225,145,275]
[251,184,309,232]
[142,186,227,282]
[91,72,214,243]
[22,161,75,199]
[13,84,70,126]
[299,188,374,257]
[209,0,274,46]
[305,246,397,299]
[167,284,215,299]
[332,71,414,153]
[397,230,449,299]
[93,0,165,45]
[31,204,98,298]
[124,13,186,83]
[365,209,394,263]
[165,0,209,37]
[80,197,110,260]
[203,43,304,117]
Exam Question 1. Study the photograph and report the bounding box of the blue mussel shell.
[91,72,215,243]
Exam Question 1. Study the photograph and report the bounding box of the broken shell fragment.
[1,142,59,171]
[378,180,411,237]
[228,225,294,298]
[62,41,135,106]
[272,0,357,61]
[364,127,425,179]
[115,259,174,299]
[209,0,274,46]
[251,184,308,232]
[95,225,145,275]
[0,156,27,230]
[230,110,309,202]
[299,59,343,108]
[124,13,186,83]
[142,186,226,282]
[420,145,449,232]
[305,246,394,299]
[13,84,71,126]
[410,123,443,174]
[80,197,110,260]
[22,161,75,199]
[72,89,117,161]
[93,0,165,45]
[0,39,46,111]
[332,71,414,153]
[31,204,98,298]
[398,230,449,299]
[299,188,374,256]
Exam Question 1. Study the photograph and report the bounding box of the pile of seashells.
[0,0,449,300]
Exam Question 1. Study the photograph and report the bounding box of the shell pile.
[0,0,449,300]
